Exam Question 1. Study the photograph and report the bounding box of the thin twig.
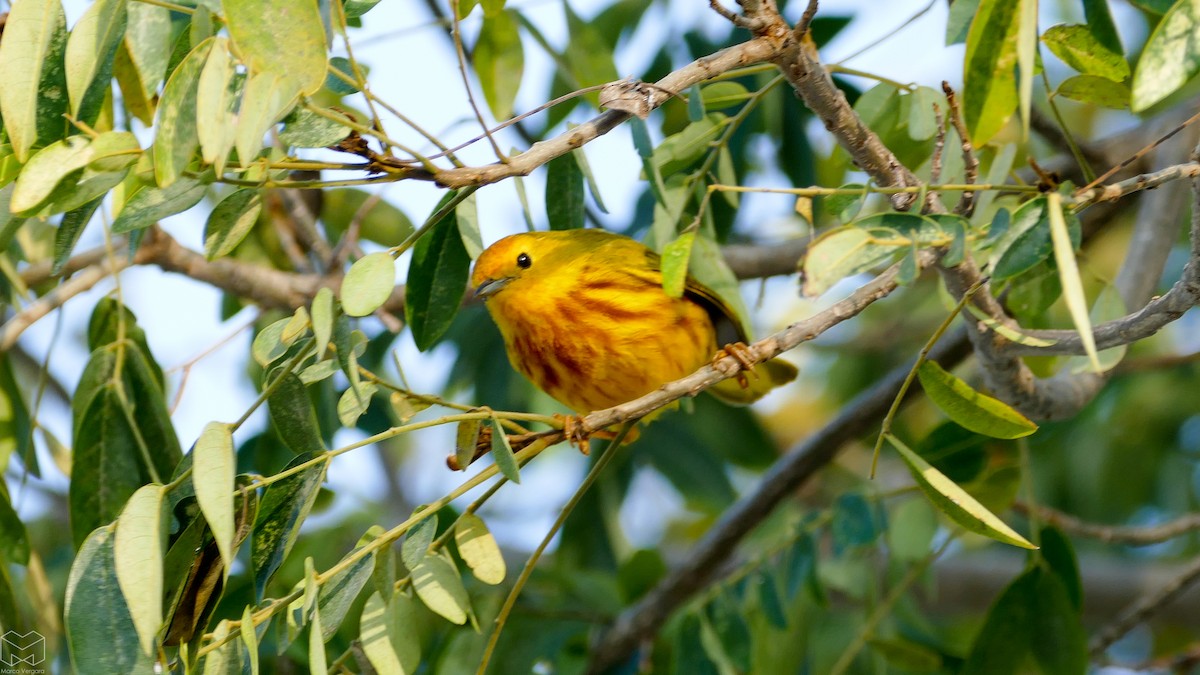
[1014,503,1200,546]
[449,0,506,161]
[941,82,978,216]
[1089,552,1200,657]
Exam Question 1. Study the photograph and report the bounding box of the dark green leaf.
[54,198,103,275]
[669,621,717,675]
[963,567,1037,673]
[279,107,354,148]
[546,152,585,231]
[474,9,524,120]
[756,570,788,629]
[325,56,360,95]
[0,488,29,566]
[1038,526,1082,611]
[832,493,879,551]
[0,354,34,482]
[401,511,437,571]
[267,372,327,456]
[703,600,749,672]
[65,527,153,674]
[70,384,147,547]
[317,547,374,641]
[1030,566,1087,675]
[405,194,471,351]
[1083,0,1123,54]
[112,176,208,233]
[252,454,327,600]
[946,0,982,45]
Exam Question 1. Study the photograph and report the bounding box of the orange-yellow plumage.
[470,229,796,414]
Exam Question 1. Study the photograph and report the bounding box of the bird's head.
[471,231,571,300]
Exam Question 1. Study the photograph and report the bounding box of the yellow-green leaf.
[455,513,506,585]
[224,0,326,96]
[193,422,236,576]
[1047,191,1100,371]
[342,252,397,317]
[114,483,168,655]
[888,435,1036,549]
[154,39,214,187]
[411,553,470,625]
[917,361,1038,439]
[962,0,1021,144]
[1132,0,1200,111]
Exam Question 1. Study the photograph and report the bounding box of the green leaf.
[114,483,168,656]
[887,434,1036,549]
[193,422,237,575]
[0,353,32,484]
[311,287,336,358]
[946,0,982,45]
[202,620,243,674]
[121,2,172,113]
[310,607,327,675]
[405,195,471,351]
[1038,526,1082,611]
[154,39,214,187]
[316,547,374,641]
[1047,191,1101,371]
[205,188,263,260]
[474,9,524,120]
[360,591,421,675]
[235,72,299,168]
[700,81,751,110]
[224,0,327,96]
[546,152,585,231]
[1083,0,1123,54]
[1132,0,1200,111]
[672,612,715,672]
[65,0,127,125]
[411,553,471,625]
[0,489,30,566]
[962,0,1021,144]
[337,381,377,427]
[252,317,290,367]
[832,493,880,550]
[490,417,520,484]
[660,231,696,299]
[1042,24,1130,82]
[111,176,208,233]
[1029,567,1087,675]
[824,183,867,223]
[868,637,944,672]
[70,383,145,547]
[197,37,237,175]
[9,135,85,213]
[1015,0,1037,139]
[989,196,1058,281]
[887,497,938,561]
[651,115,726,178]
[344,0,384,19]
[801,227,902,297]
[907,86,941,140]
[455,513,506,585]
[324,56,360,95]
[252,454,327,600]
[703,600,750,672]
[917,361,1038,438]
[963,567,1037,673]
[342,252,397,317]
[65,526,153,674]
[0,0,68,162]
[279,106,354,148]
[456,192,484,258]
[1056,74,1130,109]
[267,372,327,456]
[454,419,481,472]
[240,606,259,675]
[401,511,437,571]
[756,570,788,629]
[1065,283,1127,373]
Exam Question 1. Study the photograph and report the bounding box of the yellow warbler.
[470,229,797,415]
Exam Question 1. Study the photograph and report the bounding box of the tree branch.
[1014,502,1200,546]
[586,326,973,672]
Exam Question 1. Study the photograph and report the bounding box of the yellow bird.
[470,229,796,418]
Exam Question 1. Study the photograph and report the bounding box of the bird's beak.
[474,277,512,300]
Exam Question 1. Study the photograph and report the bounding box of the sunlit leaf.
[918,361,1037,439]
[1132,0,1200,111]
[342,252,397,317]
[411,553,470,625]
[114,483,167,656]
[888,434,1036,549]
[194,422,237,575]
[1047,191,1100,371]
[455,513,506,585]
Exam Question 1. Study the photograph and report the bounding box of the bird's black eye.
[516,252,532,269]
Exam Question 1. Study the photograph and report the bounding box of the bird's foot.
[555,414,592,455]
[715,342,759,389]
